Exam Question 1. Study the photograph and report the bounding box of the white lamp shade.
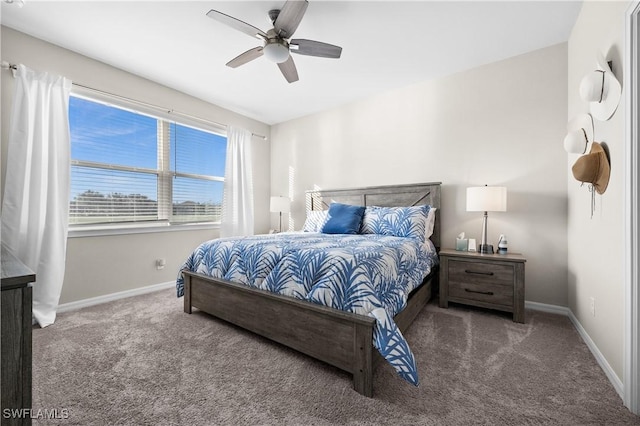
[466,186,507,212]
[270,196,290,213]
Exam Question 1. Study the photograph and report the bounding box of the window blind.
[170,122,226,223]
[69,95,227,226]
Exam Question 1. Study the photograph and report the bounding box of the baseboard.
[525,301,571,316]
[566,309,625,399]
[526,300,624,400]
[57,281,175,313]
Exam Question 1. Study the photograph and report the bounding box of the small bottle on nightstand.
[497,234,508,254]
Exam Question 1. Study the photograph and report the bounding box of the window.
[69,95,227,227]
[169,122,226,223]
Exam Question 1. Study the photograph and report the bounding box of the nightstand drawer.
[448,260,514,287]
[448,281,513,307]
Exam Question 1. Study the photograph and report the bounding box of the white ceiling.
[1,1,582,125]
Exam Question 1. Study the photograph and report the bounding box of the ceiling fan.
[206,0,342,83]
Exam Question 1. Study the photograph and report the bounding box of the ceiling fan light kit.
[263,31,291,63]
[206,0,342,83]
[263,42,290,63]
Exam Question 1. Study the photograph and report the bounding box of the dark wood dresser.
[439,248,526,323]
[1,244,35,426]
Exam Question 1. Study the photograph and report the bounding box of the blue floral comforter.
[176,232,438,387]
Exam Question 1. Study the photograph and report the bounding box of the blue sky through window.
[170,123,226,176]
[69,96,226,205]
[70,96,157,169]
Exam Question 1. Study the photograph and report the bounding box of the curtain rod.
[1,61,267,140]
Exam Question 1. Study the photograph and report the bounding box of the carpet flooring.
[31,289,640,425]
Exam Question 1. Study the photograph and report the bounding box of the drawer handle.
[465,288,494,296]
[464,269,494,276]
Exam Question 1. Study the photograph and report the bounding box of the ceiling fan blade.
[290,39,342,58]
[226,47,264,68]
[278,55,299,83]
[206,10,267,40]
[274,0,308,39]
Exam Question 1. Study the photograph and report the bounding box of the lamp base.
[479,244,494,254]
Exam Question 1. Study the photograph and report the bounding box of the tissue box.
[456,238,468,251]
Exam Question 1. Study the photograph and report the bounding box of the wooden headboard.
[305,182,442,249]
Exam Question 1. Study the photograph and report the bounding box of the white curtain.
[1,65,72,327]
[220,126,254,237]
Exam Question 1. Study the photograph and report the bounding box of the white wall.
[271,43,569,307]
[0,27,272,304]
[567,1,629,382]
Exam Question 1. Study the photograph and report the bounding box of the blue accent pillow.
[321,203,365,234]
[360,205,430,241]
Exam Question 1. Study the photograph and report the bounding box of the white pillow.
[425,207,437,239]
[302,210,329,232]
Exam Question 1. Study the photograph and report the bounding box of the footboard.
[183,271,377,396]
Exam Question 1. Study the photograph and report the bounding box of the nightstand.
[439,248,526,323]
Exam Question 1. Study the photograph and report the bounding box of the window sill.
[68,222,219,238]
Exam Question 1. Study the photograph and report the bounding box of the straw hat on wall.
[571,142,610,194]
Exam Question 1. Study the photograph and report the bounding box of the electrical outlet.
[590,297,596,317]
[156,258,166,270]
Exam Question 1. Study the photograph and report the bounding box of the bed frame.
[182,182,441,397]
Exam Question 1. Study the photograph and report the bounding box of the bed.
[178,182,441,397]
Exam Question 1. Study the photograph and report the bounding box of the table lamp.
[270,196,290,232]
[466,185,507,254]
